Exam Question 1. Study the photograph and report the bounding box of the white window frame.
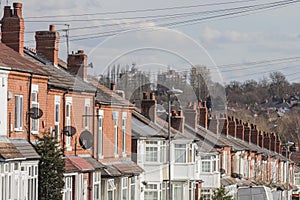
[201,189,213,200]
[98,109,104,159]
[144,183,160,200]
[112,111,119,157]
[122,112,127,157]
[93,172,101,200]
[14,95,23,131]
[121,177,128,200]
[63,176,73,200]
[145,141,159,163]
[174,144,187,163]
[54,96,60,141]
[84,99,90,130]
[66,97,72,151]
[201,155,217,173]
[173,183,183,200]
[27,165,38,200]
[107,179,116,200]
[31,84,39,134]
[130,177,136,200]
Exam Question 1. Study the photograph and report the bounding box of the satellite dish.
[79,130,93,150]
[28,107,43,119]
[63,126,77,137]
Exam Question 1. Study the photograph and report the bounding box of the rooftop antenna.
[54,23,70,56]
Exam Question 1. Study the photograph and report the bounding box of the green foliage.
[212,185,233,200]
[34,132,65,200]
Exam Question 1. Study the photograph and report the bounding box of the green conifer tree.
[212,185,233,200]
[34,132,65,200]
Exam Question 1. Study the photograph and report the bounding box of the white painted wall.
[0,69,9,136]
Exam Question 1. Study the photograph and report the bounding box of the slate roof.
[64,156,105,173]
[100,165,122,177]
[68,156,94,172]
[0,43,47,75]
[0,142,24,160]
[87,76,133,106]
[24,48,96,93]
[113,161,144,176]
[10,139,40,159]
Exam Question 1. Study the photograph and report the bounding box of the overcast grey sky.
[3,0,300,83]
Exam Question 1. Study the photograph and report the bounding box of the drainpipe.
[92,92,96,159]
[27,73,32,143]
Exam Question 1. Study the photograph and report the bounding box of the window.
[98,110,104,158]
[63,176,73,200]
[14,95,23,130]
[174,144,186,163]
[27,165,38,200]
[130,177,136,200]
[112,112,119,157]
[107,179,116,200]
[93,172,101,200]
[201,155,217,173]
[31,84,39,133]
[121,177,128,200]
[173,183,183,200]
[66,97,72,151]
[145,141,159,162]
[295,173,300,185]
[84,99,90,130]
[201,189,213,200]
[144,184,159,200]
[122,112,127,156]
[54,96,60,141]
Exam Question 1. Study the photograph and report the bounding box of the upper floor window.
[112,111,119,156]
[31,84,39,133]
[122,112,127,155]
[14,95,23,131]
[201,155,218,173]
[98,109,104,158]
[65,97,72,150]
[84,99,90,130]
[145,141,165,163]
[174,144,187,163]
[54,96,60,141]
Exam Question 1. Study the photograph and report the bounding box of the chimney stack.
[236,119,244,140]
[243,122,251,143]
[250,124,259,145]
[35,24,59,65]
[270,132,277,152]
[199,101,208,129]
[276,136,282,154]
[67,50,88,80]
[1,2,24,55]
[228,116,237,138]
[258,131,264,148]
[171,110,185,134]
[208,114,219,134]
[220,114,228,136]
[141,92,157,123]
[263,132,271,150]
[184,102,198,129]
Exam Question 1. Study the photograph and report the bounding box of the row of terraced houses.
[0,2,300,200]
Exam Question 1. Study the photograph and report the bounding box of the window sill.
[14,129,23,132]
[31,131,39,135]
[66,146,72,151]
[114,154,119,158]
[122,152,127,158]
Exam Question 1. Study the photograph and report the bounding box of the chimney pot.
[110,83,116,91]
[178,110,183,116]
[3,6,12,17]
[49,25,55,31]
[171,110,177,116]
[13,2,22,17]
[78,50,84,54]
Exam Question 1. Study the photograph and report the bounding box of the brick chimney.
[263,132,271,150]
[199,101,208,129]
[258,131,264,148]
[236,119,244,140]
[35,24,59,65]
[220,114,228,136]
[276,136,282,154]
[243,122,251,143]
[208,114,219,134]
[67,50,88,80]
[228,116,237,138]
[171,110,185,134]
[184,102,197,129]
[250,124,259,145]
[1,2,24,55]
[270,132,277,152]
[141,92,157,123]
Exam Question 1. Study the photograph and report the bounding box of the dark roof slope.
[24,48,96,93]
[10,139,40,159]
[0,43,47,75]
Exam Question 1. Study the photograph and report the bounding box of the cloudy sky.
[3,0,300,83]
